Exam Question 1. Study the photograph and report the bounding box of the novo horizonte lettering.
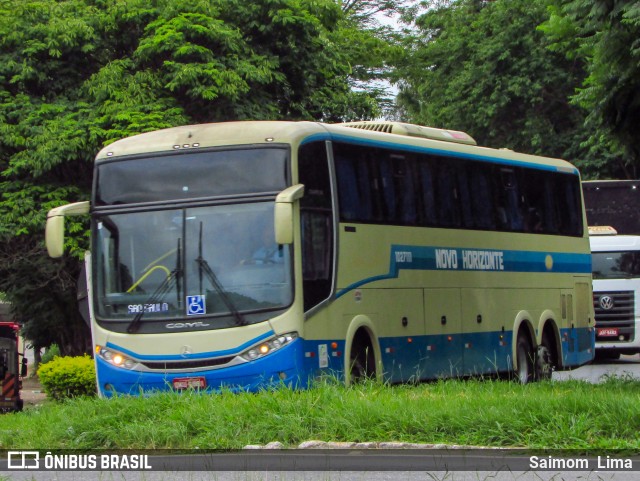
[435,249,504,271]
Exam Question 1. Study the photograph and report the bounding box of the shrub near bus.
[45,121,595,396]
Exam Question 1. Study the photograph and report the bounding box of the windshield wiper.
[196,222,246,326]
[127,239,183,334]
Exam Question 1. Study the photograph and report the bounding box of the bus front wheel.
[349,334,375,383]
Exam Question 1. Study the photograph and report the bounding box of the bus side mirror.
[46,201,90,258]
[274,184,304,245]
[21,358,27,377]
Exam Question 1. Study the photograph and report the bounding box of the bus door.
[423,289,463,379]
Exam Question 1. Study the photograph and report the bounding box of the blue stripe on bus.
[302,326,593,383]
[105,330,274,361]
[336,245,592,299]
[300,132,579,175]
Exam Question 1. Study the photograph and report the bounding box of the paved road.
[553,353,640,383]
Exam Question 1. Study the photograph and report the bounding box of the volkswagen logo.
[599,295,615,310]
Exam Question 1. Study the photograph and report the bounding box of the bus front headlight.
[96,345,137,370]
[240,332,298,361]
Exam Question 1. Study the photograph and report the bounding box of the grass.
[1,376,639,451]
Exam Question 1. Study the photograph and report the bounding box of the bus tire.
[515,332,535,384]
[349,333,375,383]
[536,331,555,381]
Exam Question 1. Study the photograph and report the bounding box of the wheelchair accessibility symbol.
[186,295,206,316]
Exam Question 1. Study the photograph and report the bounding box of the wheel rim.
[537,345,553,380]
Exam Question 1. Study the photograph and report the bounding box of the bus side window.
[335,156,359,221]
[472,166,495,230]
[356,156,374,221]
[456,163,473,228]
[394,155,417,225]
[335,144,375,223]
[521,169,551,234]
[417,159,437,225]
[542,177,558,234]
[435,162,460,227]
[558,175,582,236]
[499,168,524,231]
[379,156,396,222]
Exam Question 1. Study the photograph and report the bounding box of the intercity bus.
[46,121,595,396]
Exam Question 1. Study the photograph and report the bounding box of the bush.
[37,355,97,401]
[40,344,60,365]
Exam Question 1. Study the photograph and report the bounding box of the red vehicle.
[0,322,27,412]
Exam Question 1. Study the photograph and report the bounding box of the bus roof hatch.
[339,121,477,146]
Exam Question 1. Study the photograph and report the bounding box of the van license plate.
[597,328,618,337]
[173,377,206,390]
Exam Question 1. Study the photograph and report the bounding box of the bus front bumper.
[95,338,306,397]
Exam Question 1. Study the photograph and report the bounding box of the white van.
[590,227,640,358]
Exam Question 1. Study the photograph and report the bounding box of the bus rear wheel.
[536,332,555,381]
[515,333,535,384]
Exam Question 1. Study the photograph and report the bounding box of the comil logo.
[8,451,39,469]
[599,295,615,310]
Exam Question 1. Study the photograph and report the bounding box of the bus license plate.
[172,377,206,390]
[597,328,619,337]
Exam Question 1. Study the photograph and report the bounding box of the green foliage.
[395,0,595,166]
[40,344,61,366]
[37,354,96,401]
[0,0,395,355]
[540,0,640,178]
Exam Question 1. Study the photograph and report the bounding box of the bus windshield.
[94,201,293,326]
[95,147,288,205]
[592,251,640,279]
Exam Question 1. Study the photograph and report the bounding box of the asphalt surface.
[20,375,47,406]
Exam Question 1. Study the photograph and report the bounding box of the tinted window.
[96,148,288,205]
[333,141,583,237]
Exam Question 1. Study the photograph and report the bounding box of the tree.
[0,0,392,355]
[541,0,640,178]
[335,0,412,118]
[394,0,595,166]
